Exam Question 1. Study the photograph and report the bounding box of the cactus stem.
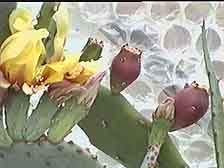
[140,119,172,168]
[202,19,224,168]
[140,99,174,168]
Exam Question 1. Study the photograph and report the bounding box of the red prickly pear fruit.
[171,81,209,131]
[110,44,142,94]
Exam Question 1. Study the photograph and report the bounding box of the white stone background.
[18,2,224,168]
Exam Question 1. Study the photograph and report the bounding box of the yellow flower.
[35,52,101,86]
[36,56,77,85]
[0,6,101,96]
[0,26,100,93]
[0,29,49,86]
[9,8,33,34]
[33,53,78,84]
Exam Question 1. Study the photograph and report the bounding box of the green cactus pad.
[0,108,13,148]
[0,89,105,168]
[5,89,30,141]
[79,86,188,168]
[35,2,60,64]
[0,2,17,45]
[202,21,224,168]
[0,141,105,168]
[48,98,89,144]
[44,19,57,63]
[35,2,60,30]
[23,93,58,141]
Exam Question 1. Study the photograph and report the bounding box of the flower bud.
[79,37,104,62]
[9,8,33,34]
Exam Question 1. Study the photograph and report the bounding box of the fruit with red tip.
[110,44,142,94]
[171,82,209,131]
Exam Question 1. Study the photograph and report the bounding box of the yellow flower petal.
[0,31,29,64]
[0,29,48,65]
[40,56,76,85]
[72,60,101,85]
[64,52,81,63]
[65,64,83,82]
[9,8,33,34]
[54,5,70,41]
[0,29,49,85]
[79,60,101,73]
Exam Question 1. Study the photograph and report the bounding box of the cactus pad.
[0,141,105,168]
[79,86,188,168]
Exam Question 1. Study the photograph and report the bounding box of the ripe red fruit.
[110,44,142,94]
[171,82,209,131]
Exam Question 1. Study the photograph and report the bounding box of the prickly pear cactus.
[0,88,106,168]
[0,2,190,168]
[0,3,106,168]
[0,141,105,168]
[79,86,189,168]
